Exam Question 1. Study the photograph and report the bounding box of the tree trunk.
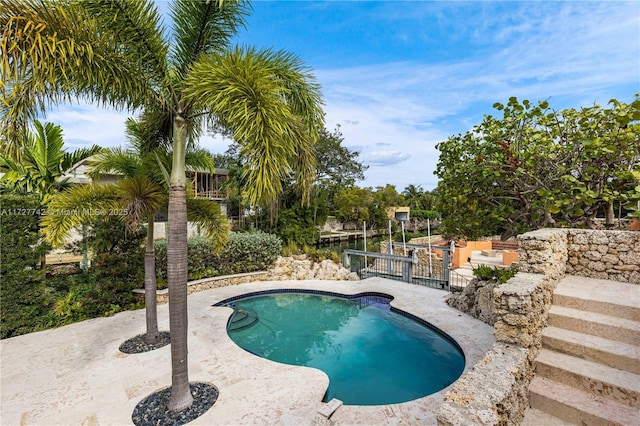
[144,214,159,345]
[167,115,193,412]
[604,202,615,226]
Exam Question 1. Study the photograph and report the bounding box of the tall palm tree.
[2,0,324,411]
[42,118,229,346]
[0,120,101,203]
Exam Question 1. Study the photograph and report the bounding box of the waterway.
[317,235,385,256]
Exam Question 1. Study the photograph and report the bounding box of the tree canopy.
[435,95,640,240]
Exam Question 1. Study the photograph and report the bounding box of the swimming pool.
[216,291,465,406]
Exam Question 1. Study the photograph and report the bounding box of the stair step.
[535,349,640,408]
[542,327,640,374]
[521,408,573,426]
[553,276,640,321]
[548,305,640,345]
[529,376,640,426]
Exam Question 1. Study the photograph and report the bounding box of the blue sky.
[48,0,640,191]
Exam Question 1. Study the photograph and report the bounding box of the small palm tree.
[42,118,229,345]
[0,120,101,203]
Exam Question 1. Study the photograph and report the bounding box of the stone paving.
[0,278,494,425]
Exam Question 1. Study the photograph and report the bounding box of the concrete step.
[520,408,574,426]
[529,376,640,426]
[535,349,640,408]
[553,276,640,322]
[542,326,640,374]
[548,305,640,345]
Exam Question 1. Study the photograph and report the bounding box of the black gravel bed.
[119,332,171,354]
[132,382,218,426]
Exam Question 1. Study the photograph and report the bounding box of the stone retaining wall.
[565,229,640,283]
[446,278,498,325]
[136,256,359,304]
[518,228,640,283]
[143,271,271,304]
[438,228,639,425]
[439,273,548,425]
[438,343,530,426]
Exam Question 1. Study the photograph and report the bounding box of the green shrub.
[412,210,439,220]
[186,237,219,279]
[155,236,219,280]
[155,231,282,279]
[472,264,518,284]
[218,231,282,274]
[273,207,320,246]
[281,240,300,257]
[0,195,52,338]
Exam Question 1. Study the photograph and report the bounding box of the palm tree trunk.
[144,214,159,345]
[167,115,193,412]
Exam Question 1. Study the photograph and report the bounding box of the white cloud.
[313,1,639,190]
[43,104,129,151]
[39,0,638,193]
[362,150,410,166]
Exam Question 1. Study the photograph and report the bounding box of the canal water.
[317,235,385,256]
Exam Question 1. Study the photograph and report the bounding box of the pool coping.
[204,277,495,424]
[0,277,495,425]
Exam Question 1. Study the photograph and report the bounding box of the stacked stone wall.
[438,343,530,426]
[439,228,639,425]
[438,229,565,425]
[142,256,358,304]
[565,229,640,283]
[446,278,498,325]
[517,228,568,280]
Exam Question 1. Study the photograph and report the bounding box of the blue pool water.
[222,292,465,405]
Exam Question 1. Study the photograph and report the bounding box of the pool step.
[228,308,259,331]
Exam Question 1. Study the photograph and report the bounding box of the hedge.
[0,195,51,338]
[155,231,282,281]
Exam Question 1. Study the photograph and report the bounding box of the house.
[63,157,230,239]
[64,158,229,214]
[386,206,410,222]
[188,168,230,214]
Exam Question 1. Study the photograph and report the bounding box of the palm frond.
[79,0,169,99]
[88,148,141,180]
[186,197,229,252]
[62,145,103,172]
[185,147,215,173]
[115,176,164,229]
[25,120,65,179]
[169,0,250,79]
[1,0,162,141]
[127,111,172,153]
[41,183,119,247]
[183,46,324,207]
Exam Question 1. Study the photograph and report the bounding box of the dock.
[318,231,365,243]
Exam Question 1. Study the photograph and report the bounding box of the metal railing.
[449,269,473,292]
[343,243,453,290]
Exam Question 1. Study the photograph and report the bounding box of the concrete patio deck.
[0,277,494,425]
